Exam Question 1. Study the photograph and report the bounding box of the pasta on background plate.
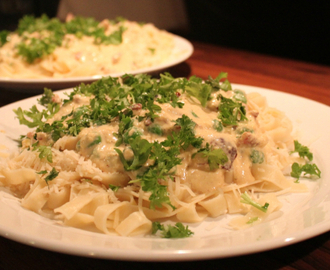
[0,14,174,79]
[0,72,321,237]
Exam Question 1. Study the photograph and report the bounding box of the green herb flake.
[148,124,163,136]
[291,162,321,181]
[240,192,269,213]
[191,111,198,118]
[233,89,247,103]
[152,221,194,238]
[32,143,53,163]
[114,136,152,171]
[193,143,228,171]
[88,135,102,147]
[218,95,247,126]
[247,217,259,224]
[212,119,223,132]
[109,184,120,192]
[38,167,59,185]
[290,140,313,161]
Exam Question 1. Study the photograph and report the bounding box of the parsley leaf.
[205,72,232,92]
[37,167,59,185]
[32,143,53,163]
[152,221,194,238]
[109,184,120,192]
[291,140,313,161]
[38,88,55,106]
[212,119,223,132]
[0,30,10,47]
[218,95,247,126]
[291,162,321,181]
[185,76,212,107]
[115,137,152,171]
[240,192,269,213]
[164,115,203,150]
[193,143,228,170]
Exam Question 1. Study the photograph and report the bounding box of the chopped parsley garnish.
[291,140,313,161]
[109,184,120,192]
[212,119,223,132]
[185,75,212,107]
[148,124,163,136]
[148,48,155,54]
[0,30,10,47]
[289,141,321,181]
[32,143,53,163]
[240,192,269,213]
[193,143,228,170]
[115,137,152,171]
[152,221,194,238]
[247,217,259,224]
[291,162,321,181]
[233,89,247,103]
[205,72,231,92]
[191,111,198,118]
[38,88,55,106]
[87,135,102,147]
[165,114,203,150]
[128,115,203,209]
[37,167,59,185]
[218,95,247,126]
[10,14,127,63]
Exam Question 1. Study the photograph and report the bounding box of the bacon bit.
[237,132,258,147]
[27,131,35,139]
[250,110,259,118]
[99,19,110,30]
[131,103,142,110]
[237,132,267,147]
[65,13,75,22]
[36,132,48,143]
[175,92,181,97]
[144,118,152,126]
[100,66,111,74]
[112,53,121,64]
[51,94,61,104]
[74,52,83,61]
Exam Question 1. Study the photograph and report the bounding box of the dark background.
[0,0,329,66]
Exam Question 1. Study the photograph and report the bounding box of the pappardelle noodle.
[0,73,321,238]
[0,14,174,79]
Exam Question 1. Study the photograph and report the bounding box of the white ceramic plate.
[0,35,193,92]
[0,84,329,261]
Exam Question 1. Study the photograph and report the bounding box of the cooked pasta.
[0,73,321,237]
[0,15,174,79]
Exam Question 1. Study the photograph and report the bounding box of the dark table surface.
[1,41,330,270]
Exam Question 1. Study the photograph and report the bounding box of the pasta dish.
[0,15,174,79]
[0,73,321,237]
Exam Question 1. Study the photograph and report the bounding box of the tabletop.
[0,41,330,270]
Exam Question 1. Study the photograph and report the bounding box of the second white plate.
[0,35,193,92]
